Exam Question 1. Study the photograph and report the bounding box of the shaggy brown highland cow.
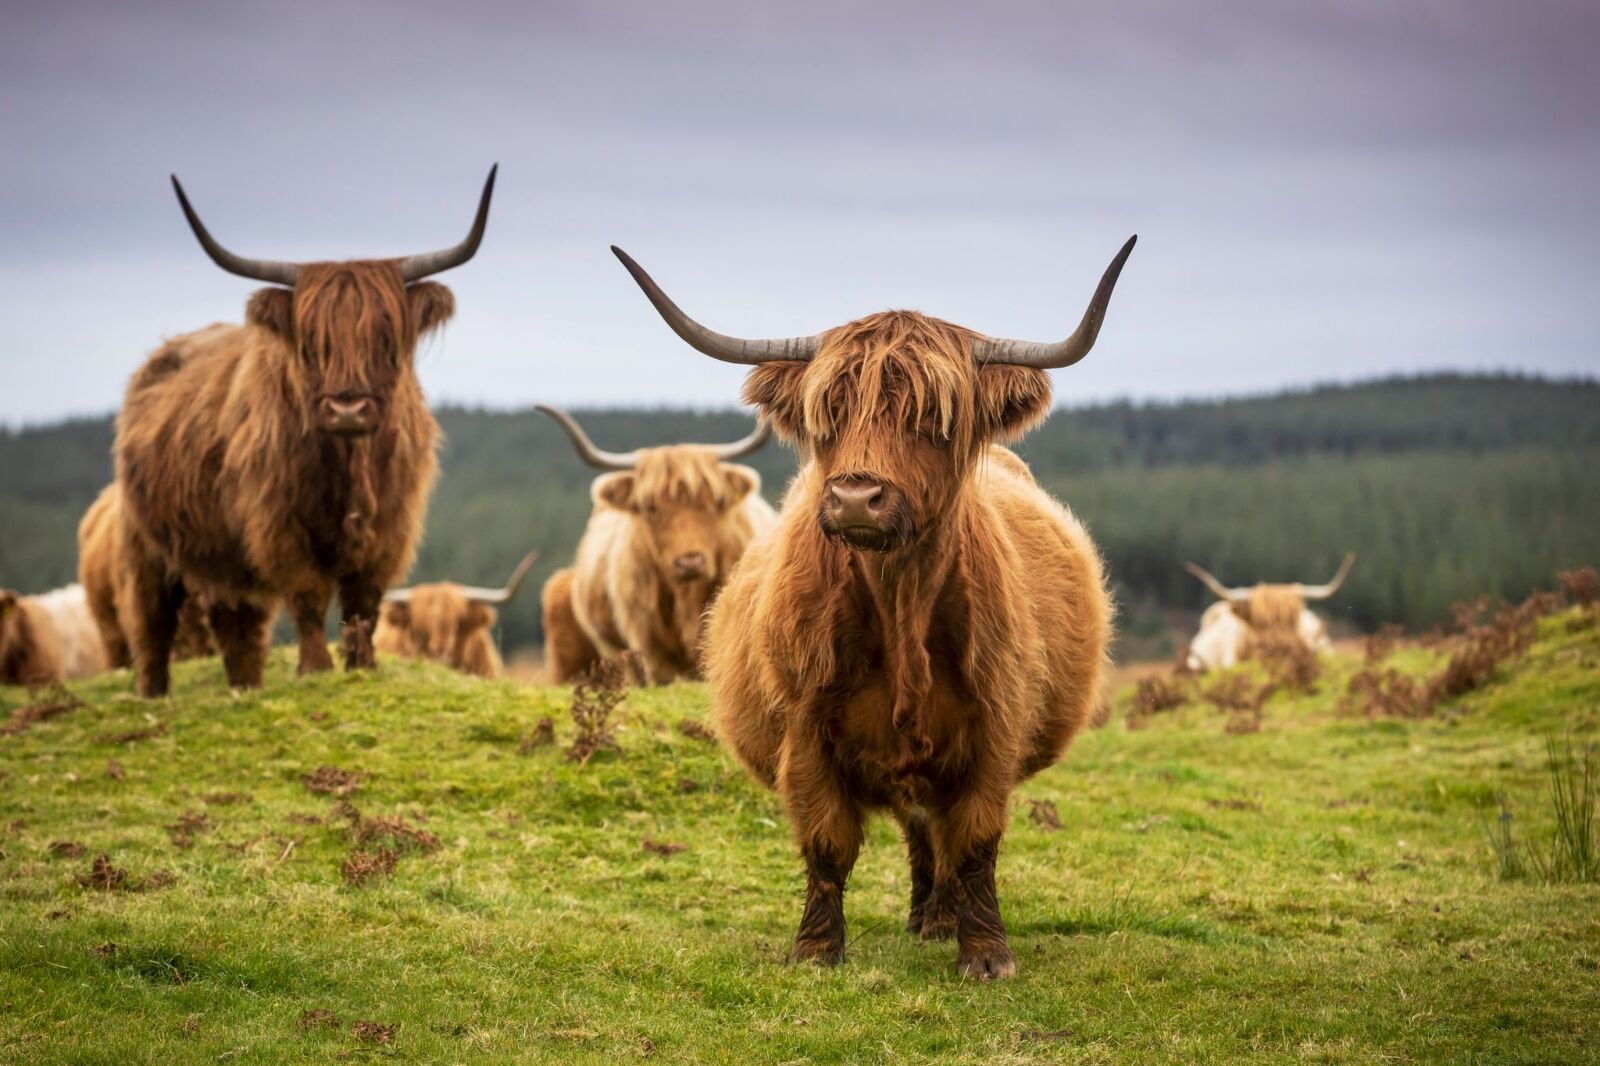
[610,236,1135,979]
[112,167,495,695]
[374,550,538,678]
[0,584,108,686]
[78,483,214,669]
[1183,554,1355,671]
[537,407,777,684]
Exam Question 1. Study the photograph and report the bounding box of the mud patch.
[302,766,365,797]
[105,759,125,780]
[202,791,251,806]
[340,847,398,886]
[676,777,701,794]
[642,838,687,856]
[677,718,716,743]
[167,810,214,849]
[1,683,85,736]
[298,1008,340,1030]
[49,840,86,859]
[1027,800,1063,831]
[350,1020,396,1044]
[76,854,175,892]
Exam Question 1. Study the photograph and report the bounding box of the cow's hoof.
[788,938,845,967]
[956,944,1017,981]
[297,657,333,677]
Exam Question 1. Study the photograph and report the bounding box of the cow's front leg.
[779,737,863,966]
[337,574,381,670]
[289,587,334,676]
[932,797,1016,980]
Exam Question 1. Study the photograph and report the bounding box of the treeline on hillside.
[1,374,1595,653]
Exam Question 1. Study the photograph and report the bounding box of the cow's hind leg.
[780,738,864,966]
[898,812,956,940]
[931,796,1017,980]
[337,575,381,671]
[208,599,271,689]
[123,563,183,698]
[289,587,334,676]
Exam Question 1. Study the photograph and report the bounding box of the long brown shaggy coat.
[114,262,448,695]
[705,311,1111,980]
[547,447,776,685]
[374,586,502,678]
[1,585,108,686]
[78,484,213,669]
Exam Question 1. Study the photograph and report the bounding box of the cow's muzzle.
[672,552,710,582]
[318,392,381,437]
[819,475,912,552]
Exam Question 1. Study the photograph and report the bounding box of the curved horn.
[1185,561,1248,602]
[398,164,498,282]
[972,235,1137,368]
[611,246,823,364]
[708,418,772,461]
[170,176,300,286]
[536,405,641,470]
[461,550,541,606]
[1298,553,1356,601]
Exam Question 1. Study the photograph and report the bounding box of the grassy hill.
[2,606,1597,1062]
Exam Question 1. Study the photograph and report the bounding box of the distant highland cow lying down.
[374,551,538,678]
[0,585,108,686]
[1183,553,1356,671]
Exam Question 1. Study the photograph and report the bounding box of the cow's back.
[27,586,108,680]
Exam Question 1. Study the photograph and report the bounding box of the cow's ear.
[407,282,456,337]
[594,471,637,512]
[382,602,410,627]
[721,464,760,506]
[463,603,495,632]
[0,591,16,621]
[245,288,295,340]
[742,364,807,442]
[976,365,1053,442]
[1229,601,1253,624]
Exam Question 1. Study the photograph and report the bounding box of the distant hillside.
[2,374,1595,653]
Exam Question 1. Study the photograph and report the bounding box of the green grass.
[2,617,1598,1064]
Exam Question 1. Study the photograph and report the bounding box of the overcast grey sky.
[2,0,1596,425]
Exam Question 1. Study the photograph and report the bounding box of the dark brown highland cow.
[112,168,495,695]
[611,236,1134,979]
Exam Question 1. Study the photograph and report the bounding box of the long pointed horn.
[708,418,772,461]
[1299,553,1356,601]
[971,236,1137,368]
[461,550,540,606]
[611,246,822,364]
[398,165,497,282]
[171,176,300,286]
[1185,561,1248,602]
[536,405,641,470]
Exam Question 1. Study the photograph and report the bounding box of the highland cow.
[112,167,495,695]
[0,585,108,686]
[537,407,777,685]
[539,566,599,684]
[610,235,1135,979]
[1183,554,1355,672]
[374,550,538,678]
